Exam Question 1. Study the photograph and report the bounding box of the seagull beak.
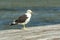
[32,12,34,14]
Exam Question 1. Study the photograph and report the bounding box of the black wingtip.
[9,23,13,26]
[9,23,15,26]
[9,23,17,26]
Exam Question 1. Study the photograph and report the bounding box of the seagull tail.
[9,22,16,26]
[9,23,15,26]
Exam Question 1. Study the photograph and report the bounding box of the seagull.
[10,9,32,30]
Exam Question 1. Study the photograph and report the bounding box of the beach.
[0,24,60,40]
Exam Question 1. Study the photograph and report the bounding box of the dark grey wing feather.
[15,15,28,23]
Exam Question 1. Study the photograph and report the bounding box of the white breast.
[24,13,31,24]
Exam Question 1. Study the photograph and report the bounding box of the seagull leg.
[23,24,28,30]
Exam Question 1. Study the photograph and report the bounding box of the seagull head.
[27,9,32,14]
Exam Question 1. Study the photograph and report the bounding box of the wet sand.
[0,24,60,40]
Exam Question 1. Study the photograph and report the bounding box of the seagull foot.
[22,28,29,30]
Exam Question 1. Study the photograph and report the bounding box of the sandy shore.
[0,24,60,40]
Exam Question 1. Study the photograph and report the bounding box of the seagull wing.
[15,15,28,23]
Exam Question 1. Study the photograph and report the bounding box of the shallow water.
[0,7,60,30]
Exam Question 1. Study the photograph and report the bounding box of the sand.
[0,24,60,40]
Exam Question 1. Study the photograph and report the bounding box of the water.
[0,7,60,30]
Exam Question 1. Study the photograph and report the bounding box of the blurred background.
[0,0,60,30]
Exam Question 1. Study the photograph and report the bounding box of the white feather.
[12,20,16,24]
